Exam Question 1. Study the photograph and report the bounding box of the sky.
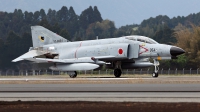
[0,0,200,27]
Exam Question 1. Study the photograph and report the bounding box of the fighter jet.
[12,26,185,78]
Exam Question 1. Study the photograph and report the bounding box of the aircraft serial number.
[53,39,64,43]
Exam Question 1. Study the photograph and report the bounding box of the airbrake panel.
[128,43,139,59]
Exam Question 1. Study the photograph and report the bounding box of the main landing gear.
[152,59,159,78]
[69,71,77,78]
[114,68,122,77]
[113,61,122,78]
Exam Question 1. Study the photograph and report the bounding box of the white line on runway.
[0,92,200,98]
[0,78,154,81]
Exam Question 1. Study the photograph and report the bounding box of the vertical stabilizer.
[31,26,68,47]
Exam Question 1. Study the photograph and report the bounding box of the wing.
[12,49,116,64]
[24,56,111,64]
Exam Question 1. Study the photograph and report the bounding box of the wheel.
[69,71,77,78]
[114,69,122,77]
[152,72,158,78]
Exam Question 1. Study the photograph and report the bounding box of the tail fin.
[31,26,69,47]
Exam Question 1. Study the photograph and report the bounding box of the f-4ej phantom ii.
[12,26,185,78]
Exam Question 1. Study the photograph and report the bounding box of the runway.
[1,92,200,102]
[0,76,200,102]
[0,83,200,102]
[0,84,200,92]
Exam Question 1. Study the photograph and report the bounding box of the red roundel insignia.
[118,48,123,55]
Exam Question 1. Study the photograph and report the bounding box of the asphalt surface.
[0,76,200,102]
[0,92,200,102]
[0,83,200,92]
[0,83,200,102]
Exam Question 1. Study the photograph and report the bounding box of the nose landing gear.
[152,59,159,78]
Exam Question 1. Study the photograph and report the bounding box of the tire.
[69,71,77,78]
[114,69,122,78]
[152,72,158,78]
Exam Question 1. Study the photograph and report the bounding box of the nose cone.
[170,47,185,56]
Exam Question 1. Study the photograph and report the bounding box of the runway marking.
[0,78,154,81]
[1,92,200,98]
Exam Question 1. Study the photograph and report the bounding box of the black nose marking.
[170,47,185,56]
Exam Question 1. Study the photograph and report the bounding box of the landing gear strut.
[152,59,159,78]
[69,71,77,78]
[114,68,122,77]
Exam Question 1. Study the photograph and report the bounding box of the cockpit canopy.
[125,35,158,44]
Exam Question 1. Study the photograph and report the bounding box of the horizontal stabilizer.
[12,50,46,62]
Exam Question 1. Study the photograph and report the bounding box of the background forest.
[0,6,200,70]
